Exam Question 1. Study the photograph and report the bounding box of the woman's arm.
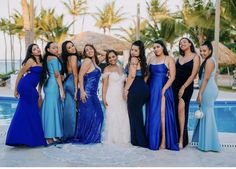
[70,55,78,100]
[123,57,138,100]
[102,67,109,108]
[179,54,200,98]
[79,58,91,103]
[197,59,215,104]
[162,57,176,95]
[14,59,34,98]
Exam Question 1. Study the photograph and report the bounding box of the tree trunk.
[9,35,14,71]
[12,35,15,70]
[3,32,8,73]
[81,14,85,32]
[21,0,34,50]
[19,37,22,67]
[73,15,75,35]
[103,28,106,34]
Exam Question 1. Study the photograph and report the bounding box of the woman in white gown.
[102,50,130,145]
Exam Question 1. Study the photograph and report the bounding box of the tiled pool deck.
[0,86,236,167]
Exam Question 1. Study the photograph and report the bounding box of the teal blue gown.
[63,60,81,142]
[192,57,220,152]
[41,59,63,139]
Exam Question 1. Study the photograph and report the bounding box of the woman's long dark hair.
[83,44,99,65]
[39,42,64,86]
[105,49,118,64]
[128,40,148,77]
[154,39,169,56]
[179,37,196,56]
[61,40,81,75]
[22,43,43,65]
[198,41,213,80]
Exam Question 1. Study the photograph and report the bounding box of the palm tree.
[0,19,9,73]
[62,0,87,34]
[11,10,24,65]
[93,1,126,34]
[221,0,236,43]
[143,0,184,47]
[35,8,73,43]
[115,19,148,43]
[21,0,34,50]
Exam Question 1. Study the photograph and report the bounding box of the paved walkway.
[0,124,235,167]
[0,86,236,167]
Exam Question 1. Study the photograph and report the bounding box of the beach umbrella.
[71,31,131,53]
[212,41,236,67]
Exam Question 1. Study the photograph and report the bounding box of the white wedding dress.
[102,71,130,145]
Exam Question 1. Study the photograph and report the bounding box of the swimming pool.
[0,97,236,133]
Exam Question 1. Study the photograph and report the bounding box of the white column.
[214,0,220,66]
[136,1,140,40]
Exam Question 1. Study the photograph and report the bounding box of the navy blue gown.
[74,67,104,144]
[6,66,47,147]
[126,68,149,148]
[146,63,179,151]
[172,59,194,147]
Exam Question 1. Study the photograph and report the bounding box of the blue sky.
[0,0,183,60]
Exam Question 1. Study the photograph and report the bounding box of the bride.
[102,50,130,145]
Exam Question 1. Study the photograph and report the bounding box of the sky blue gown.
[74,66,104,144]
[63,60,81,142]
[192,57,220,152]
[6,66,47,147]
[146,63,179,151]
[41,59,63,139]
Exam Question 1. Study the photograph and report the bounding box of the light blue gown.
[41,59,63,139]
[63,60,81,142]
[192,57,220,152]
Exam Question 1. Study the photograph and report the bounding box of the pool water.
[0,97,236,133]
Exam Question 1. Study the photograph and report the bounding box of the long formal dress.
[62,59,81,142]
[74,66,104,144]
[6,66,47,147]
[172,58,194,147]
[126,68,149,148]
[41,59,63,139]
[146,63,179,151]
[102,71,130,145]
[192,57,220,152]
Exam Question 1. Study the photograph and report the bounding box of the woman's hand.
[60,89,65,100]
[14,89,19,98]
[123,89,129,101]
[74,90,78,101]
[196,93,202,104]
[162,88,166,97]
[102,97,108,108]
[80,91,87,103]
[178,86,185,99]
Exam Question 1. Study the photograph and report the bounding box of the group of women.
[5,37,220,152]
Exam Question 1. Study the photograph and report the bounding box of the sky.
[0,0,183,60]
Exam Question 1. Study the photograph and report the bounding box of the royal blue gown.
[146,63,179,151]
[63,60,81,142]
[6,66,47,147]
[74,66,104,144]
